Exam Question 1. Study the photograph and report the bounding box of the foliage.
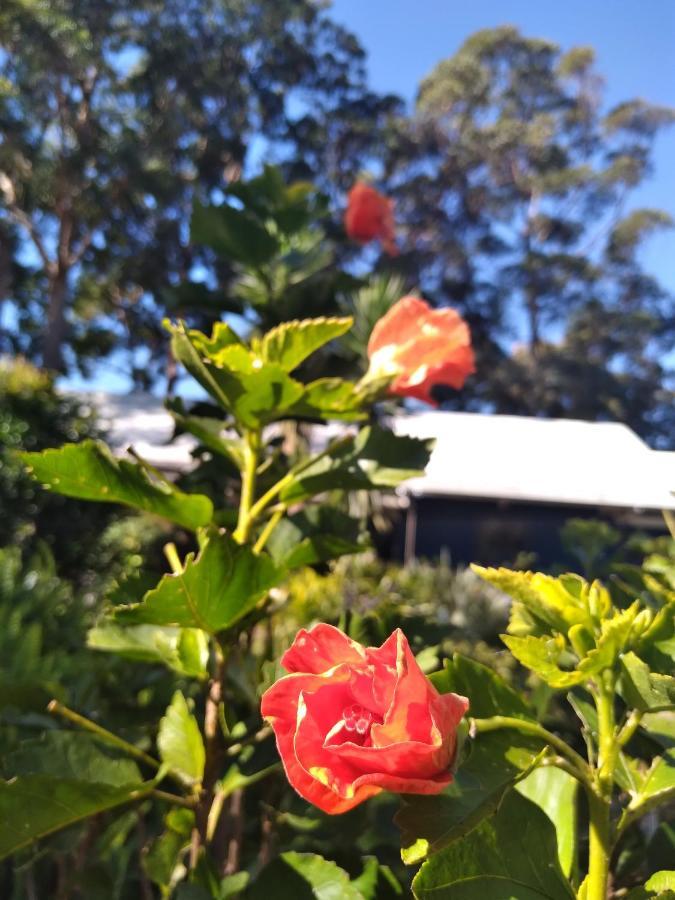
[2,165,673,900]
[386,26,675,445]
[0,0,398,376]
[0,357,117,576]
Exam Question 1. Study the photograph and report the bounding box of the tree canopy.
[385,27,674,445]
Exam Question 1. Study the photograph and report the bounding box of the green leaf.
[620,651,675,712]
[411,791,575,900]
[280,426,433,503]
[351,857,403,899]
[637,749,675,803]
[430,654,534,720]
[114,529,281,634]
[87,623,209,679]
[192,200,279,266]
[22,440,213,531]
[168,401,245,469]
[516,767,579,878]
[249,851,364,900]
[157,691,205,785]
[396,730,546,864]
[627,870,675,899]
[167,320,307,427]
[472,567,592,635]
[265,507,365,569]
[144,808,194,889]
[261,317,353,371]
[0,776,151,860]
[501,634,586,689]
[290,378,367,422]
[3,731,141,786]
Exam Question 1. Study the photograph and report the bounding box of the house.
[87,393,675,567]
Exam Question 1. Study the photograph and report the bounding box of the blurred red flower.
[344,182,397,255]
[261,624,468,815]
[367,296,475,405]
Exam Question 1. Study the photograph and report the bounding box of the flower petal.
[282,623,365,675]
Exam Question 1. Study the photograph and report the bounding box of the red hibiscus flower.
[344,182,397,255]
[261,624,468,815]
[367,296,475,405]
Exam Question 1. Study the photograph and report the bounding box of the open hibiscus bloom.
[344,182,397,255]
[367,295,475,405]
[261,624,469,814]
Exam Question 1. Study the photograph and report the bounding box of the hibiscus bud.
[366,296,475,406]
[261,624,469,815]
[628,608,653,643]
[344,182,397,256]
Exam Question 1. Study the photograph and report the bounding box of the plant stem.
[585,675,616,900]
[233,429,261,544]
[163,541,183,574]
[616,709,642,748]
[246,433,354,524]
[586,789,611,900]
[471,716,592,786]
[47,700,160,771]
[253,507,285,554]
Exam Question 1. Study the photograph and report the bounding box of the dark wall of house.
[387,496,661,571]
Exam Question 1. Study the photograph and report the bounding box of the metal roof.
[80,392,675,512]
[393,411,675,511]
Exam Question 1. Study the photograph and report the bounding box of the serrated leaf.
[501,634,586,688]
[430,654,534,720]
[291,378,367,422]
[191,200,279,266]
[168,402,245,469]
[87,623,209,679]
[472,567,591,634]
[114,530,281,634]
[627,870,675,899]
[265,507,365,569]
[620,651,675,712]
[0,776,152,860]
[249,851,363,900]
[3,731,141,786]
[516,767,578,878]
[396,730,545,863]
[261,317,353,371]
[158,691,205,785]
[22,440,213,530]
[280,426,433,503]
[411,791,575,900]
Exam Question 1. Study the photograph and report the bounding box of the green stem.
[585,675,616,900]
[163,542,183,574]
[233,430,261,544]
[616,709,642,748]
[586,789,611,900]
[48,700,160,771]
[246,433,354,524]
[471,716,592,786]
[151,789,198,809]
[253,507,285,554]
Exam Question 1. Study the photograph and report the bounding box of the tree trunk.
[43,267,68,372]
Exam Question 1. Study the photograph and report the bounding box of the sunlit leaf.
[22,440,213,530]
[158,691,205,785]
[114,529,281,634]
[411,791,575,900]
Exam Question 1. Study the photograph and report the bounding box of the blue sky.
[330,0,675,292]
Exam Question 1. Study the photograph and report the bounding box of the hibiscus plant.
[4,172,674,900]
